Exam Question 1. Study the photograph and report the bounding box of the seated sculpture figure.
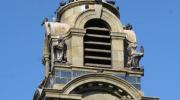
[54,37,67,63]
[127,45,144,68]
[123,24,144,68]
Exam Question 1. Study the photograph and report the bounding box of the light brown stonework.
[34,0,159,100]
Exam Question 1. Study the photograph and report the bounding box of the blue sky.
[0,0,179,100]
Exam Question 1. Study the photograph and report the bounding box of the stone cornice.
[111,32,126,39]
[57,0,119,20]
[70,28,86,36]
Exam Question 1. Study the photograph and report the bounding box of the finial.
[52,16,56,22]
[123,24,133,30]
[41,17,48,26]
[60,0,66,6]
[140,46,144,54]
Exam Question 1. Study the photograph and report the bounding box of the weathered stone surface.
[83,92,120,100]
[34,0,158,100]
[44,22,70,35]
[111,39,124,51]
[71,35,84,47]
[112,50,124,68]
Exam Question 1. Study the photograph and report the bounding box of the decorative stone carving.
[123,24,137,43]
[41,17,48,26]
[53,37,67,63]
[44,22,70,35]
[127,45,144,68]
[123,24,144,68]
[60,0,66,6]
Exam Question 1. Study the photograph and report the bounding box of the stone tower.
[33,0,159,100]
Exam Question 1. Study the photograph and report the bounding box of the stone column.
[70,28,85,67]
[43,36,50,77]
[44,57,50,77]
[111,32,126,69]
[50,36,59,71]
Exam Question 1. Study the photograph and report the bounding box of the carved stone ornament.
[127,44,144,68]
[60,0,66,6]
[53,37,67,63]
[123,24,144,68]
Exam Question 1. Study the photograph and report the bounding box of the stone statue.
[123,24,137,44]
[127,45,144,68]
[54,37,67,63]
[123,24,144,68]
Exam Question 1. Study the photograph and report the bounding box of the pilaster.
[71,28,86,66]
[111,32,126,69]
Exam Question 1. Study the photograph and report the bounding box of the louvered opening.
[84,28,111,68]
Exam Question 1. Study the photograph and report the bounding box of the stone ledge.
[43,89,82,100]
[57,0,119,20]
[142,97,159,100]
[53,64,144,76]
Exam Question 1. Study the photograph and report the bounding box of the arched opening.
[70,82,133,100]
[83,19,112,68]
[63,74,142,99]
[84,19,111,29]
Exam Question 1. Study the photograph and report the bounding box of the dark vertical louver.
[84,28,111,68]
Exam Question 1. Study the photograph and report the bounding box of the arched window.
[84,19,112,68]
